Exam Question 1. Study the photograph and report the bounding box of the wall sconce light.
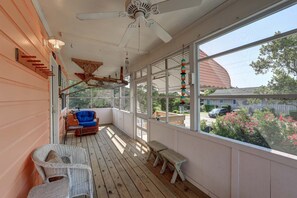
[48,38,65,51]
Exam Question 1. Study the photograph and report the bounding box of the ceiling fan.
[76,0,202,47]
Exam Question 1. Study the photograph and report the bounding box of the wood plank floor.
[66,125,209,198]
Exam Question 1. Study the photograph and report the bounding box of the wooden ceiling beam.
[92,76,128,85]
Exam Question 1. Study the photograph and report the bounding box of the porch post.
[119,86,122,110]
[112,89,115,108]
[165,59,169,123]
[147,65,152,141]
[147,65,152,119]
[130,73,134,113]
[190,43,199,131]
[131,72,137,139]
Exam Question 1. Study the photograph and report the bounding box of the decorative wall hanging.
[59,58,128,96]
[180,46,187,106]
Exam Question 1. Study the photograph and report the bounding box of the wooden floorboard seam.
[87,135,120,198]
[86,135,109,197]
[95,133,143,198]
[98,128,155,198]
[101,126,175,197]
[91,134,131,198]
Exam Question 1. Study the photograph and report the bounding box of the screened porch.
[1,0,297,197]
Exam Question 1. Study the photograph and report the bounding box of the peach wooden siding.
[0,0,51,197]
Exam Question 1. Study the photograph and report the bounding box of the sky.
[199,3,297,88]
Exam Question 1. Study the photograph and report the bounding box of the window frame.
[192,2,297,156]
[68,81,114,109]
[150,48,191,129]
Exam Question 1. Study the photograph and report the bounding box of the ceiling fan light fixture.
[77,0,202,46]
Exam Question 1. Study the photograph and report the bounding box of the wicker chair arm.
[35,161,91,171]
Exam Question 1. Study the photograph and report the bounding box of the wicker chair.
[32,144,93,198]
[28,177,69,198]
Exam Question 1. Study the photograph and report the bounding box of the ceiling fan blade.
[77,11,127,20]
[146,19,172,43]
[152,0,202,15]
[119,22,137,48]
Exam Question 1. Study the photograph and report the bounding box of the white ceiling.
[38,0,225,79]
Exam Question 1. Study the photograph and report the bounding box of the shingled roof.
[200,50,231,89]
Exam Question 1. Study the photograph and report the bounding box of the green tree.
[68,81,92,109]
[203,89,216,96]
[68,80,114,109]
[250,32,297,94]
[136,84,148,113]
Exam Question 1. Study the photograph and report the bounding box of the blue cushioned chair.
[74,110,99,136]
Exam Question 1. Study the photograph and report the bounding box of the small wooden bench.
[146,140,168,167]
[159,149,187,184]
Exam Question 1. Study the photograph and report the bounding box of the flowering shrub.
[200,119,207,131]
[211,109,297,155]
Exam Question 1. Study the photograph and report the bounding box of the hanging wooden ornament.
[181,81,186,89]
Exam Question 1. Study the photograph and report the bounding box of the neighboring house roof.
[200,50,231,89]
[210,87,258,96]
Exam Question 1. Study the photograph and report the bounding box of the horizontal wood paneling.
[3,133,48,198]
[0,80,48,102]
[0,4,48,64]
[0,110,49,150]
[0,55,48,88]
[0,0,50,197]
[13,0,44,44]
[0,120,49,194]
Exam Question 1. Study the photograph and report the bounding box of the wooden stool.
[159,149,187,184]
[28,178,69,198]
[146,141,167,167]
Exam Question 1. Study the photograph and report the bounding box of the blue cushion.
[79,121,97,127]
[76,111,95,122]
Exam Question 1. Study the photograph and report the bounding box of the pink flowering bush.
[288,134,297,145]
[211,109,297,154]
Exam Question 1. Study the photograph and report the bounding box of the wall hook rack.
[15,48,54,79]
